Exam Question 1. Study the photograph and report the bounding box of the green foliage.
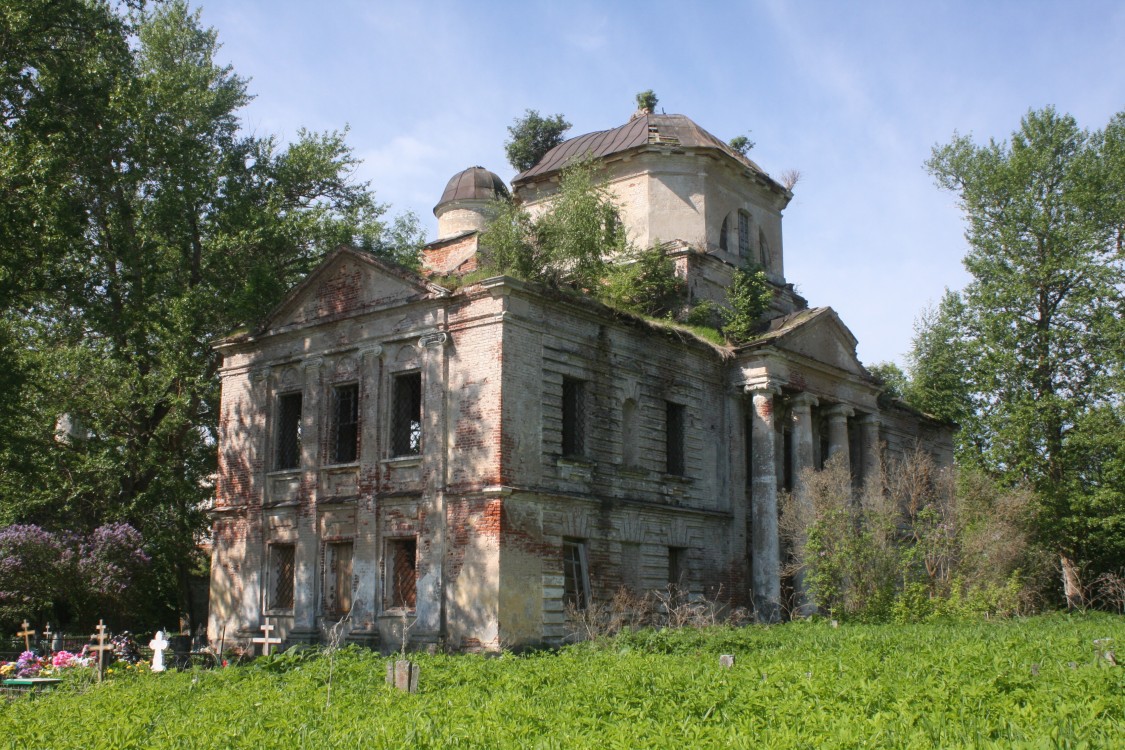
[3,618,1123,747]
[728,134,755,156]
[635,89,658,112]
[926,107,1125,581]
[602,245,685,318]
[0,0,412,629]
[868,361,909,401]
[720,263,772,343]
[503,109,571,173]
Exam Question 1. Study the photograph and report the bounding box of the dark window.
[668,546,688,588]
[758,227,771,268]
[719,215,730,251]
[561,377,586,458]
[666,401,685,476]
[738,210,751,258]
[275,393,302,470]
[324,541,353,617]
[268,544,295,610]
[331,383,359,464]
[387,538,417,609]
[562,538,590,610]
[391,373,422,456]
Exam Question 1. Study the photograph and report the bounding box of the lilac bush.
[0,525,68,625]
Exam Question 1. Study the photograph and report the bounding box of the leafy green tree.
[602,245,686,318]
[728,134,755,156]
[0,0,414,629]
[721,263,772,344]
[635,89,658,112]
[504,109,571,173]
[926,107,1125,596]
[867,361,909,401]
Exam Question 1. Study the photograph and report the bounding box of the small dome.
[434,166,509,215]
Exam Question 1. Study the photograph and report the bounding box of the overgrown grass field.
[2,615,1122,749]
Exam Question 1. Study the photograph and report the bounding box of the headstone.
[149,630,169,672]
[17,620,35,651]
[90,620,114,682]
[387,659,419,693]
[719,654,735,668]
[251,620,282,657]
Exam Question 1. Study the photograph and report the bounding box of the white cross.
[42,623,52,652]
[149,630,169,672]
[251,620,282,657]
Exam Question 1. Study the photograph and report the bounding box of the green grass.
[2,615,1122,749]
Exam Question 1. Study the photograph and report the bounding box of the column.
[824,404,854,469]
[238,367,271,635]
[748,386,781,624]
[859,413,882,492]
[349,345,382,645]
[291,356,323,641]
[788,393,818,617]
[416,332,448,644]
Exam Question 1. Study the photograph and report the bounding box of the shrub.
[721,263,772,343]
[601,245,685,318]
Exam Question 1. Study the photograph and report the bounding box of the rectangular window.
[323,541,354,617]
[267,543,295,611]
[391,373,422,457]
[331,383,359,464]
[387,538,417,609]
[275,393,303,470]
[668,546,688,588]
[738,210,751,258]
[666,401,685,476]
[561,377,586,458]
[562,538,590,610]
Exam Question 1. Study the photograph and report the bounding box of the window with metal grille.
[666,401,685,476]
[562,538,590,610]
[323,541,353,617]
[331,383,359,464]
[275,393,302,470]
[738,210,751,258]
[268,544,295,611]
[561,377,586,458]
[387,538,417,609]
[391,372,422,456]
[668,546,688,588]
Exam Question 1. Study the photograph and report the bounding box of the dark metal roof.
[434,167,509,213]
[512,113,775,186]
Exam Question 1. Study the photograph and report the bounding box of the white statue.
[149,630,169,672]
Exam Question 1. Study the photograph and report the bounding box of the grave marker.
[251,620,282,657]
[17,620,35,651]
[149,630,169,672]
[90,620,114,682]
[41,623,52,654]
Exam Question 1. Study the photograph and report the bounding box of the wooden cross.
[251,619,282,657]
[42,623,52,653]
[17,620,35,651]
[89,619,114,682]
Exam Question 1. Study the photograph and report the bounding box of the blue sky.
[205,0,1125,367]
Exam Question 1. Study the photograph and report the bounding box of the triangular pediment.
[754,307,869,377]
[262,246,445,333]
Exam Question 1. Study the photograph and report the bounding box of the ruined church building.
[208,105,953,651]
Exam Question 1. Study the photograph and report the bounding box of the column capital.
[251,366,271,383]
[824,403,854,420]
[858,412,881,426]
[418,331,449,349]
[303,356,324,371]
[744,383,781,399]
[358,344,384,360]
[789,392,819,410]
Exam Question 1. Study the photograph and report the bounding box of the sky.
[204,0,1125,368]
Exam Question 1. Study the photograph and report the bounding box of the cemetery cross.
[90,620,114,682]
[17,620,35,651]
[251,620,282,657]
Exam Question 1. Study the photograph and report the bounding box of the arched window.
[759,227,771,269]
[737,210,751,258]
[719,216,729,252]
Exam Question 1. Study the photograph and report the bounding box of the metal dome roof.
[434,166,510,214]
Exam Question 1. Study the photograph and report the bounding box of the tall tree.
[504,109,570,173]
[926,107,1125,599]
[0,0,418,628]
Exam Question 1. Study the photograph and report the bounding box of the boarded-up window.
[275,393,302,470]
[561,378,586,458]
[387,538,417,609]
[666,401,685,476]
[391,373,422,456]
[268,544,295,611]
[331,384,359,464]
[562,538,590,610]
[324,541,353,617]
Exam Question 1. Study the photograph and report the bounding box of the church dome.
[434,166,509,215]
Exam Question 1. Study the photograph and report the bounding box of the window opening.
[331,383,359,464]
[561,377,586,458]
[387,538,417,609]
[737,210,751,258]
[758,227,772,269]
[324,541,353,617]
[719,215,729,252]
[275,393,303,470]
[562,538,590,610]
[666,401,685,476]
[668,546,688,588]
[391,373,422,456]
[267,543,295,611]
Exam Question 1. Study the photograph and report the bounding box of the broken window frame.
[562,538,590,610]
[330,383,360,464]
[386,537,418,610]
[266,543,296,612]
[665,401,686,476]
[275,392,303,471]
[391,372,422,457]
[561,377,586,459]
[323,540,354,618]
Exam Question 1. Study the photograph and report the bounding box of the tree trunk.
[1060,554,1084,609]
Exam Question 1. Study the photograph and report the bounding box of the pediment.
[761,307,868,377]
[262,247,444,333]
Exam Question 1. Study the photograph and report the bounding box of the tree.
[504,109,571,173]
[635,89,658,113]
[728,134,755,156]
[721,263,772,344]
[926,107,1125,599]
[0,0,414,629]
